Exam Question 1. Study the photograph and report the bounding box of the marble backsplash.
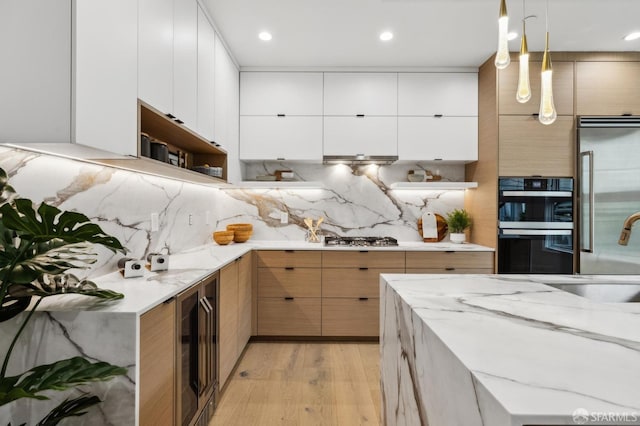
[0,148,467,277]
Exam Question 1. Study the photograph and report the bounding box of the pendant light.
[494,0,511,69]
[516,0,531,103]
[539,0,557,125]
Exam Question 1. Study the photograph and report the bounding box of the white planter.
[449,233,466,244]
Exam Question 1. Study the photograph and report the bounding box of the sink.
[546,283,640,303]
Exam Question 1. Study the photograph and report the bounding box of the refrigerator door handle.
[580,150,594,253]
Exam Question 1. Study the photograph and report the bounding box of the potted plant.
[0,167,128,424]
[446,209,471,244]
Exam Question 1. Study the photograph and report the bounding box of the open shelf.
[389,182,478,190]
[139,101,228,181]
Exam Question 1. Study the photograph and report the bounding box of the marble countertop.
[381,273,640,425]
[35,240,493,316]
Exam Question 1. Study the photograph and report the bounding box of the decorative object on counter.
[446,208,472,243]
[304,217,324,243]
[407,169,425,182]
[226,223,253,243]
[431,169,442,181]
[255,174,277,181]
[117,257,145,278]
[0,167,128,423]
[146,253,169,272]
[417,212,448,242]
[275,169,295,181]
[213,230,235,245]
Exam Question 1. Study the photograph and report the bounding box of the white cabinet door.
[172,0,198,129]
[240,72,323,116]
[323,117,397,156]
[398,116,478,161]
[138,0,173,114]
[240,116,322,160]
[74,0,138,156]
[323,73,397,116]
[0,0,71,143]
[214,36,239,149]
[398,73,478,116]
[197,5,215,141]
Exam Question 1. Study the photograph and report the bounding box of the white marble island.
[380,274,640,426]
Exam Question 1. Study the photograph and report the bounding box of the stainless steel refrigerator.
[578,116,640,273]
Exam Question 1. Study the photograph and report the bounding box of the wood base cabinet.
[405,251,494,273]
[322,298,379,337]
[257,297,321,336]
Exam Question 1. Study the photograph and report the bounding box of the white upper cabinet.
[398,73,478,116]
[240,116,322,160]
[214,36,239,150]
[197,5,215,141]
[240,72,323,116]
[0,0,71,143]
[398,117,478,161]
[172,0,198,130]
[138,0,174,115]
[323,117,397,156]
[323,73,397,116]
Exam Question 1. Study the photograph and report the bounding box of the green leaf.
[36,395,102,426]
[0,357,127,406]
[0,168,16,206]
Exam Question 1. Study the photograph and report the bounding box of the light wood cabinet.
[139,299,175,426]
[323,73,398,116]
[219,254,252,388]
[405,251,494,270]
[322,251,405,269]
[498,61,574,116]
[576,62,640,116]
[498,115,575,177]
[322,268,404,298]
[257,250,322,336]
[398,73,478,116]
[322,298,379,337]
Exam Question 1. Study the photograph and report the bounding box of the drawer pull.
[359,297,369,301]
[445,267,456,271]
[285,250,295,253]
[284,297,294,301]
[359,267,369,271]
[285,267,295,270]
[277,113,286,117]
[359,250,369,253]
[445,250,455,253]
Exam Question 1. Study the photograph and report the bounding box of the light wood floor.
[211,342,381,426]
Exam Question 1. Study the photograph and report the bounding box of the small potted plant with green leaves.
[446,208,471,244]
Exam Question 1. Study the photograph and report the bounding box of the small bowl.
[226,223,253,233]
[213,230,234,245]
[233,230,252,243]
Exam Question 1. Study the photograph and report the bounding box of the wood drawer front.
[406,268,494,274]
[322,298,379,337]
[405,251,493,269]
[322,251,405,269]
[258,267,321,298]
[257,297,321,336]
[322,268,404,298]
[257,250,321,268]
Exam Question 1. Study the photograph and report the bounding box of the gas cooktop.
[324,236,399,247]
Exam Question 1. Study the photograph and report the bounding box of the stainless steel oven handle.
[501,229,573,236]
[499,221,574,229]
[580,151,594,252]
[501,190,573,197]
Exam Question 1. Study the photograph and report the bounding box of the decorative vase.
[449,232,466,244]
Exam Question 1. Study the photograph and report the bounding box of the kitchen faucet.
[618,212,640,245]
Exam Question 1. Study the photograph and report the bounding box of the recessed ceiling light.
[379,31,394,41]
[624,32,640,41]
[507,32,518,41]
[258,31,272,41]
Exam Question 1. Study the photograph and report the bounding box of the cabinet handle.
[277,157,286,160]
[166,113,176,119]
[359,250,369,253]
[434,114,443,118]
[434,158,443,161]
[285,267,295,270]
[285,250,295,253]
[175,118,184,124]
[531,113,539,117]
[359,297,369,301]
[284,297,294,301]
[445,250,455,253]
[356,114,365,117]
[622,112,632,116]
[277,113,286,117]
[445,267,456,271]
[359,267,369,271]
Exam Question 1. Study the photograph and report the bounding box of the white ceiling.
[203,0,640,69]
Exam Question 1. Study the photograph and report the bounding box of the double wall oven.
[498,177,574,273]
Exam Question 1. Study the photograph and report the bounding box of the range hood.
[322,154,398,166]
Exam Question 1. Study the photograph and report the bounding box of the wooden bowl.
[233,230,252,243]
[226,223,253,233]
[213,230,234,245]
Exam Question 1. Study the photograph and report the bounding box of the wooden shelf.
[99,157,229,186]
[139,100,227,181]
[389,182,478,190]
